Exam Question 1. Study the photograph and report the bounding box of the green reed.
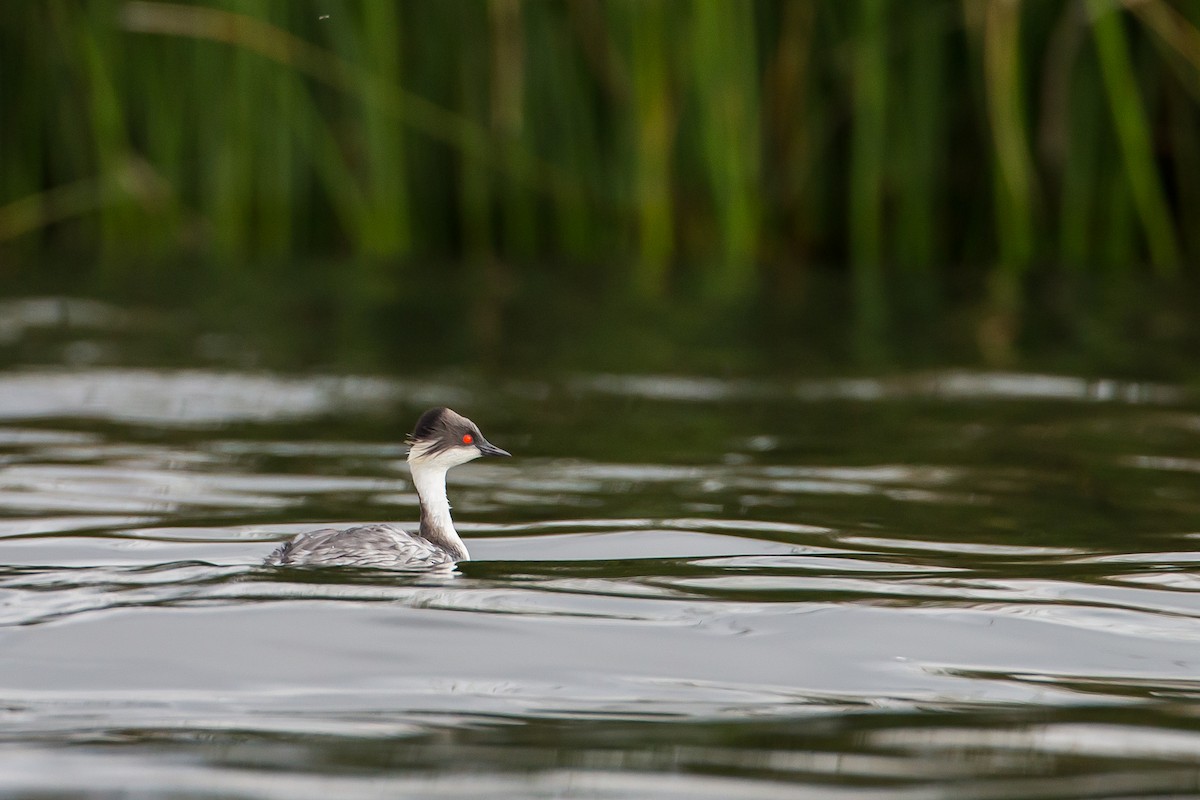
[848,0,889,355]
[1091,0,1182,275]
[2,1,1199,332]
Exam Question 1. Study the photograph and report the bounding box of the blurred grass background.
[2,0,1199,365]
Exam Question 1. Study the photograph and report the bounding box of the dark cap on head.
[408,407,510,458]
[411,407,454,441]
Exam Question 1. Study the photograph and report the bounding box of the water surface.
[1,300,1200,797]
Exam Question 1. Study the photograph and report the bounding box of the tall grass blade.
[849,0,889,353]
[1089,0,1182,275]
[625,1,675,298]
[359,1,411,257]
[490,0,537,260]
[983,0,1037,286]
[894,5,948,304]
[1058,48,1104,270]
[690,1,761,299]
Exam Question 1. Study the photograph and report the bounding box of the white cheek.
[441,446,481,467]
[408,442,481,469]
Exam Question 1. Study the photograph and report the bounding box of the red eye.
[462,434,474,445]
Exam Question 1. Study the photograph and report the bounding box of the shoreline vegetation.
[2,1,1199,362]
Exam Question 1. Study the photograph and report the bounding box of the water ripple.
[0,362,1198,795]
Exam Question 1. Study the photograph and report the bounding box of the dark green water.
[1,294,1199,798]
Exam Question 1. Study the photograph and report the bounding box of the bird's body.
[263,523,459,569]
[264,407,509,570]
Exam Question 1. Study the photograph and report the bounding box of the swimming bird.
[264,407,509,569]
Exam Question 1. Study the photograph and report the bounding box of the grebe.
[264,407,509,569]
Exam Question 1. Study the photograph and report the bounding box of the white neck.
[410,461,469,561]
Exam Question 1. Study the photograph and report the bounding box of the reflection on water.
[579,371,1186,404]
[1,300,1200,796]
[0,368,407,424]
